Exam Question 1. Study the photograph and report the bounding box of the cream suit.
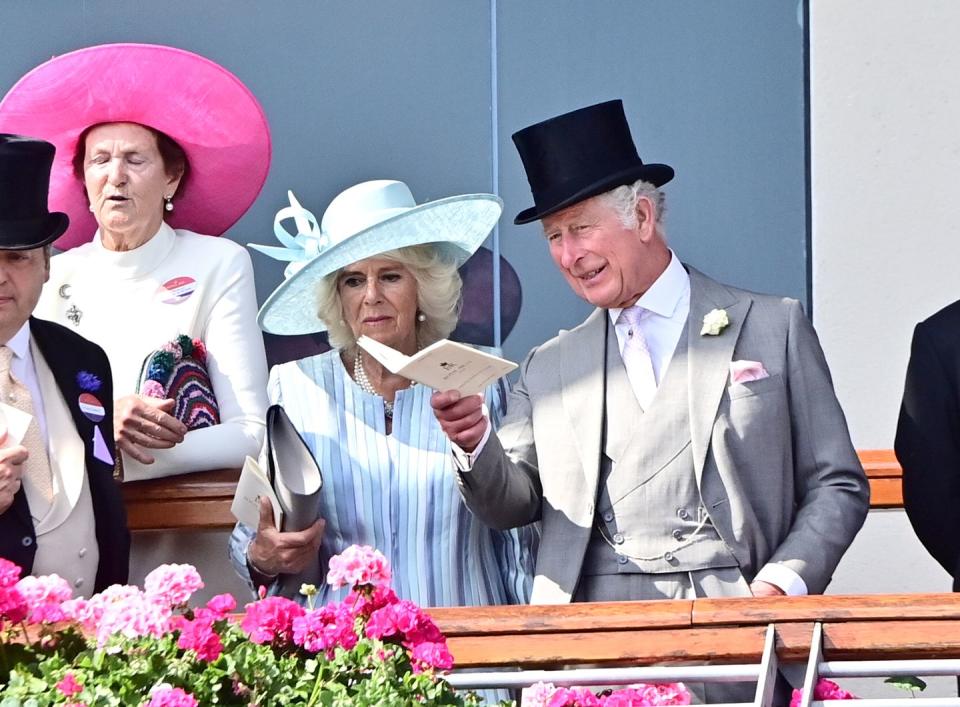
[456,266,869,604]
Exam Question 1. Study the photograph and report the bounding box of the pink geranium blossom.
[144,564,203,607]
[326,545,391,589]
[240,595,304,645]
[16,574,73,623]
[56,672,83,697]
[147,686,199,707]
[0,557,21,588]
[410,641,454,671]
[293,602,358,654]
[204,593,236,619]
[791,678,857,707]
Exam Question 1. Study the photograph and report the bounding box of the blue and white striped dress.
[229,349,537,608]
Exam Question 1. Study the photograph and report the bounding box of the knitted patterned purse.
[136,335,220,430]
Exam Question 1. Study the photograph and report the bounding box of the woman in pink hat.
[0,44,270,586]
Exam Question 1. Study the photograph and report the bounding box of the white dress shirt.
[609,250,690,397]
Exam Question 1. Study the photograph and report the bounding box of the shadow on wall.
[262,246,523,367]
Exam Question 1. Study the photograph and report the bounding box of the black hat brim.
[514,163,674,225]
[0,212,69,250]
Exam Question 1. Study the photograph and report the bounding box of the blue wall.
[0,0,807,364]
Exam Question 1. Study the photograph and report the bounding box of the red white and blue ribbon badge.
[78,393,105,422]
[157,276,197,305]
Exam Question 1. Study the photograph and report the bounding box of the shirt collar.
[608,250,690,325]
[5,320,31,360]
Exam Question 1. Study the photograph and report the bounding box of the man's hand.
[247,496,325,577]
[0,428,28,515]
[114,394,188,464]
[750,580,786,597]
[430,390,487,452]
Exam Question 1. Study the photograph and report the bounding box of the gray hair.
[598,178,667,234]
[315,244,463,352]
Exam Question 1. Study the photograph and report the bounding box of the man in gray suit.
[432,100,869,609]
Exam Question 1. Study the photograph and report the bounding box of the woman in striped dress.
[229,180,537,609]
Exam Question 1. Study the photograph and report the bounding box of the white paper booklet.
[0,403,32,447]
[231,455,283,530]
[357,336,517,396]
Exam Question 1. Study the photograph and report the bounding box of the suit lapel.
[686,267,752,484]
[559,308,606,497]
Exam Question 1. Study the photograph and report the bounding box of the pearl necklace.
[353,349,414,419]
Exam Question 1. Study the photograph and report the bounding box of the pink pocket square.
[730,360,769,384]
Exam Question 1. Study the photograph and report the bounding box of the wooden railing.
[119,450,905,532]
[428,593,960,669]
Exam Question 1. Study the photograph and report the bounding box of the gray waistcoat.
[582,321,738,576]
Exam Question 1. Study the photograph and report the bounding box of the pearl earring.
[164,196,174,212]
[417,312,426,322]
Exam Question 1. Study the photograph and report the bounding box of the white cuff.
[450,406,491,472]
[753,563,808,596]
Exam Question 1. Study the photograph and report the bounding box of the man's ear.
[635,196,657,242]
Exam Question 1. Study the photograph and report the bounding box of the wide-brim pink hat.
[0,43,271,250]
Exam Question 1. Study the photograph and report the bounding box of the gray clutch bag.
[264,404,324,598]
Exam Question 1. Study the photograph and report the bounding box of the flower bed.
[0,545,692,706]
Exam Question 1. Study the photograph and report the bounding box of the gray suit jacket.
[457,267,869,603]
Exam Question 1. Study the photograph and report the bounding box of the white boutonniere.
[700,308,729,336]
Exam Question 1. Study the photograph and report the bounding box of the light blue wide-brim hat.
[252,180,503,335]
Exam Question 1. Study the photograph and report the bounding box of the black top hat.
[0,134,69,249]
[511,100,674,225]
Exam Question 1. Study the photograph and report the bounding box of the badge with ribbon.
[76,370,114,465]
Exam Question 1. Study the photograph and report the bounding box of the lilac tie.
[617,306,658,410]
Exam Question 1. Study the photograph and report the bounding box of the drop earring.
[164,196,174,212]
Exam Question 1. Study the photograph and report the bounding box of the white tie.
[618,306,658,410]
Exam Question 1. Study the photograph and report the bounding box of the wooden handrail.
[118,450,905,532]
[120,468,240,531]
[428,594,960,668]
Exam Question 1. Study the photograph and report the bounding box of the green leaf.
[885,676,928,692]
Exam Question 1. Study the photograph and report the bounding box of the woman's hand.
[247,496,325,577]
[114,394,188,465]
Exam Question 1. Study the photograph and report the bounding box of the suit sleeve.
[765,300,870,593]
[896,320,960,579]
[455,348,544,530]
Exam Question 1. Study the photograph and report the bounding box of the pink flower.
[293,603,358,654]
[144,564,203,607]
[603,683,692,706]
[79,585,173,646]
[790,678,857,707]
[345,584,398,618]
[141,379,167,399]
[240,595,304,645]
[177,614,224,662]
[0,558,21,588]
[410,641,454,672]
[205,593,236,619]
[57,673,83,697]
[147,686,199,707]
[16,573,73,623]
[326,545,392,589]
[0,584,28,627]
